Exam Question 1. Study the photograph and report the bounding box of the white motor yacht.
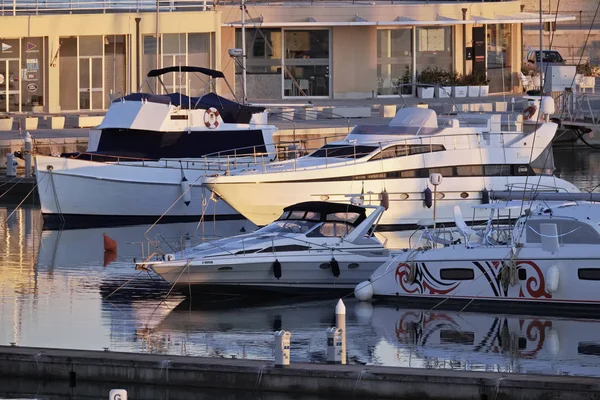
[34,66,277,228]
[355,201,600,316]
[139,201,392,295]
[206,105,580,229]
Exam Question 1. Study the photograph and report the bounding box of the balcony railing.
[0,0,513,16]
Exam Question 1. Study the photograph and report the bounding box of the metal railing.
[1,0,210,15]
[0,0,514,16]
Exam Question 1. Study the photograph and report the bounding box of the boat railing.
[202,128,543,176]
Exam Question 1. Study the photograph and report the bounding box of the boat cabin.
[260,201,368,238]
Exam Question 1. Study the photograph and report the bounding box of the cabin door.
[78,56,103,110]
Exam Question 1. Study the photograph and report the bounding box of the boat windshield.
[309,144,378,159]
[257,220,320,234]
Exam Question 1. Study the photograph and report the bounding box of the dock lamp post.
[430,173,443,231]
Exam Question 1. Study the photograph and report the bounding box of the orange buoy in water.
[103,250,117,267]
[103,233,117,252]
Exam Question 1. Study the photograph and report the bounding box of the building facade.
[0,0,573,113]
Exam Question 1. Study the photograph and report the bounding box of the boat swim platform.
[0,345,599,400]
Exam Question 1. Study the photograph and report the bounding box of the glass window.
[377,29,413,96]
[416,27,452,80]
[79,36,103,57]
[310,144,377,158]
[326,212,361,224]
[288,211,306,220]
[456,165,484,176]
[308,222,354,238]
[440,268,474,280]
[526,219,600,244]
[484,165,511,176]
[284,30,330,97]
[104,35,127,108]
[487,24,511,92]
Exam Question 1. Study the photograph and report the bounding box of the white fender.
[354,280,373,301]
[180,176,191,206]
[546,328,560,356]
[545,264,560,293]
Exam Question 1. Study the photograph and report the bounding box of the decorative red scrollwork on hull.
[519,319,553,359]
[395,263,420,294]
[516,260,551,299]
[423,280,459,295]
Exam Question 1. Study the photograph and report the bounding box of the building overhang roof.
[224,12,576,27]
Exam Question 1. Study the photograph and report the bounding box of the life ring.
[522,105,537,121]
[204,107,220,129]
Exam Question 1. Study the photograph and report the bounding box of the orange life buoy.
[522,105,537,121]
[204,107,220,129]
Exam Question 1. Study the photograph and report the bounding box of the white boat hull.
[149,250,391,294]
[209,176,579,228]
[370,246,600,313]
[35,155,238,227]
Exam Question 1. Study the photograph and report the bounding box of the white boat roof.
[389,107,438,129]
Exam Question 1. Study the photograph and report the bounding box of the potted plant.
[400,65,412,95]
[474,70,491,97]
[577,61,596,90]
[415,66,436,99]
[0,114,13,131]
[464,71,480,97]
[450,72,467,98]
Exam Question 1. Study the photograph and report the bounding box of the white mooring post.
[326,327,343,364]
[23,132,32,178]
[335,299,346,365]
[274,330,291,367]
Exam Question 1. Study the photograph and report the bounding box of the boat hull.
[369,246,600,315]
[35,155,238,228]
[208,176,580,228]
[149,251,390,296]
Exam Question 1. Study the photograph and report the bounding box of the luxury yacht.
[356,201,600,316]
[138,201,392,296]
[206,105,580,229]
[34,66,277,228]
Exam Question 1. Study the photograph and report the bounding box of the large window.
[283,30,330,97]
[235,28,282,99]
[377,29,413,96]
[142,33,214,97]
[487,24,511,93]
[416,27,453,79]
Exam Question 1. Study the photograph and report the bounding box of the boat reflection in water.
[122,296,600,376]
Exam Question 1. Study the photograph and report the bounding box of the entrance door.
[79,56,103,110]
[0,59,21,112]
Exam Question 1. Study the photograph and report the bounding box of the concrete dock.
[1,345,599,399]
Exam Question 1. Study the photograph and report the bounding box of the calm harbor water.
[1,147,600,399]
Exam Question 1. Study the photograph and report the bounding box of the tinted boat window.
[309,144,377,158]
[440,268,474,280]
[307,222,354,238]
[578,269,600,281]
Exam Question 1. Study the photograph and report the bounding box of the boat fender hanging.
[481,188,490,204]
[380,189,390,210]
[331,257,340,278]
[407,262,417,284]
[204,107,220,129]
[180,175,191,206]
[423,187,433,209]
[272,259,282,280]
[522,105,537,121]
[545,263,560,293]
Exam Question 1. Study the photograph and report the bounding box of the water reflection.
[0,148,600,378]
